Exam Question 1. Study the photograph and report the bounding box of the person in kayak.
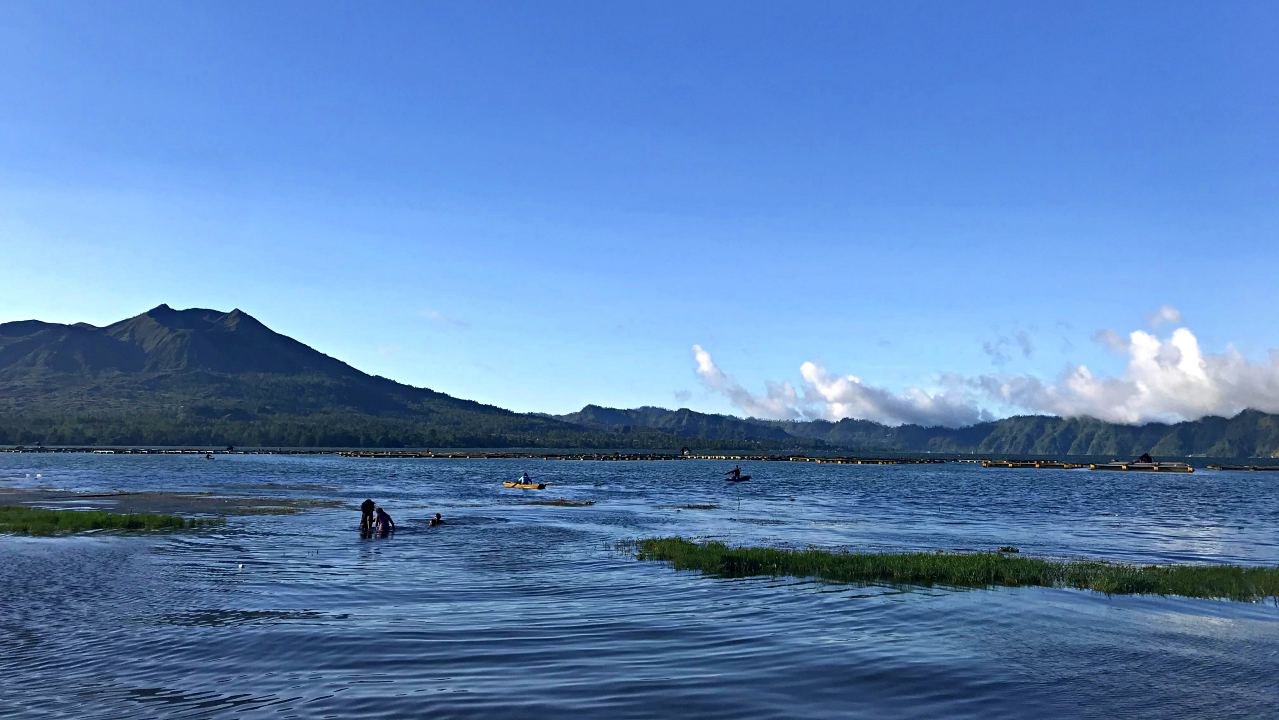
[429,512,444,528]
[360,498,376,532]
[726,465,742,480]
[374,506,395,535]
[520,471,533,484]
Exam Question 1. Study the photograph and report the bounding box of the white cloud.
[692,345,801,419]
[799,361,990,426]
[1148,304,1183,327]
[691,314,1279,427]
[979,326,1279,423]
[691,345,987,426]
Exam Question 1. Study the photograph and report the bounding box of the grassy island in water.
[636,538,1279,603]
[0,506,220,536]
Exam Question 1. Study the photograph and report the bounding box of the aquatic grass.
[635,537,1279,603]
[676,504,719,510]
[0,506,221,536]
[227,506,303,515]
[521,498,595,507]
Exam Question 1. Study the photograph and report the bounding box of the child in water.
[374,506,395,535]
[428,512,444,528]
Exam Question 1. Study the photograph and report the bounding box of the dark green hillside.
[561,404,1279,458]
[560,405,797,443]
[0,306,632,448]
[5,305,1279,455]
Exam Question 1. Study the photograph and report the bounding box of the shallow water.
[1,454,1277,718]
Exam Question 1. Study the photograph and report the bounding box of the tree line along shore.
[4,446,1277,470]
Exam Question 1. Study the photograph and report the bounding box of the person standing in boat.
[726,465,742,480]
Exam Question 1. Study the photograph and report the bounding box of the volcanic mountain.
[0,304,584,447]
[4,305,1279,456]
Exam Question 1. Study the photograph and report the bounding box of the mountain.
[560,405,1279,458]
[4,305,1279,456]
[558,405,794,443]
[0,305,656,448]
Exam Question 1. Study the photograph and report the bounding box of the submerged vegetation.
[635,538,1279,603]
[0,506,221,536]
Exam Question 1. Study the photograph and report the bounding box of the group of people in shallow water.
[360,464,748,536]
[359,498,444,537]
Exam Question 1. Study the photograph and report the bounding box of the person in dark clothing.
[1138,453,1154,464]
[360,498,376,533]
[375,506,395,536]
[429,512,444,528]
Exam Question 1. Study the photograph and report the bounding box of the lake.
[1,453,1276,718]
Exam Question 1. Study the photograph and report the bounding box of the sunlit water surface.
[1,454,1277,718]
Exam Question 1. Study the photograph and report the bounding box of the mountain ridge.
[3,305,1279,456]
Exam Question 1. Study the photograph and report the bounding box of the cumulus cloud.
[691,311,1279,427]
[979,326,1279,423]
[691,345,988,426]
[1148,304,1183,327]
[692,345,801,419]
[799,362,990,426]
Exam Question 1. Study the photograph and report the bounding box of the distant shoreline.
[3,446,1278,469]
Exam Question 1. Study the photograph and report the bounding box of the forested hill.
[0,305,670,448]
[3,305,1279,456]
[560,406,1279,458]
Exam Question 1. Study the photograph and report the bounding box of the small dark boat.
[725,475,751,482]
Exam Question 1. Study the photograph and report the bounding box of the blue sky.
[2,2,1276,424]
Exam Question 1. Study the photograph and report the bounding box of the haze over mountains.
[2,305,1278,457]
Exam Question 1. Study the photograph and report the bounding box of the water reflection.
[0,454,1276,718]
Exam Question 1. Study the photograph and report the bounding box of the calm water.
[1,454,1277,718]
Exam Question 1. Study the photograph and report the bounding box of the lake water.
[1,454,1277,718]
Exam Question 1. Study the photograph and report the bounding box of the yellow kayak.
[503,481,547,490]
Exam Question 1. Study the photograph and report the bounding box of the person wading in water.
[360,498,376,533]
[375,506,396,536]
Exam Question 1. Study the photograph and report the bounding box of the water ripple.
[1,455,1277,718]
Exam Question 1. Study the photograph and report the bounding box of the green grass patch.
[520,498,595,507]
[635,537,1279,603]
[0,506,221,536]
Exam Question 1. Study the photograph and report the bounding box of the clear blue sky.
[2,2,1276,423]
